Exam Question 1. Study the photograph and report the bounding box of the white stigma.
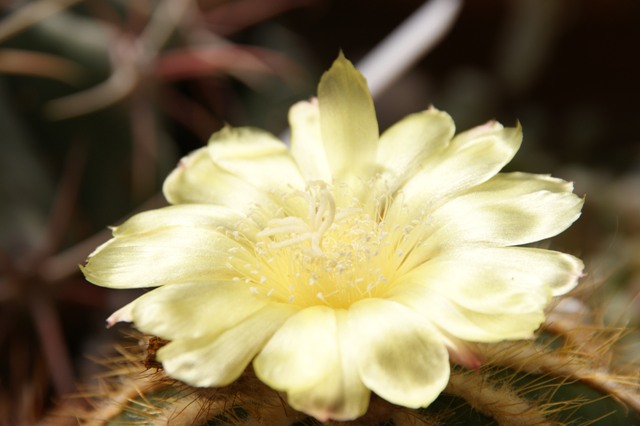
[258,181,336,257]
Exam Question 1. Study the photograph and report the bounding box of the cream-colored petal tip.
[290,97,318,112]
[551,253,585,296]
[106,300,135,327]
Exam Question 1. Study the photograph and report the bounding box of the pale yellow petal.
[163,147,280,219]
[255,306,337,389]
[346,299,449,408]
[422,175,583,253]
[254,306,369,421]
[289,99,331,182]
[158,303,297,387]
[318,53,378,181]
[376,107,454,191]
[393,172,583,274]
[398,247,583,315]
[82,218,253,288]
[389,121,522,221]
[390,284,546,342]
[472,171,576,194]
[114,204,260,242]
[208,126,305,191]
[131,281,268,340]
[106,300,135,327]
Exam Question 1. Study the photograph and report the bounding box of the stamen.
[258,217,308,236]
[234,181,405,308]
[270,233,313,249]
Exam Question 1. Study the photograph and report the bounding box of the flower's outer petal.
[424,173,583,252]
[390,285,544,342]
[471,171,577,196]
[318,53,378,181]
[289,99,331,182]
[163,147,280,219]
[390,122,521,221]
[254,306,370,421]
[82,214,254,288]
[395,172,583,274]
[254,307,338,392]
[398,247,583,316]
[376,108,454,191]
[388,243,583,342]
[114,204,261,242]
[158,302,297,388]
[131,281,268,340]
[106,300,135,327]
[208,126,306,191]
[346,299,449,408]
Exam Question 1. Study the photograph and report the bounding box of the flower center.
[237,182,401,309]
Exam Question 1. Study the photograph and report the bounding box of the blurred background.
[0,0,638,423]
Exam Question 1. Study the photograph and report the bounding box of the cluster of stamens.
[221,182,399,307]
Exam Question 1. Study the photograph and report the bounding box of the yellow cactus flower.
[82,53,584,421]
